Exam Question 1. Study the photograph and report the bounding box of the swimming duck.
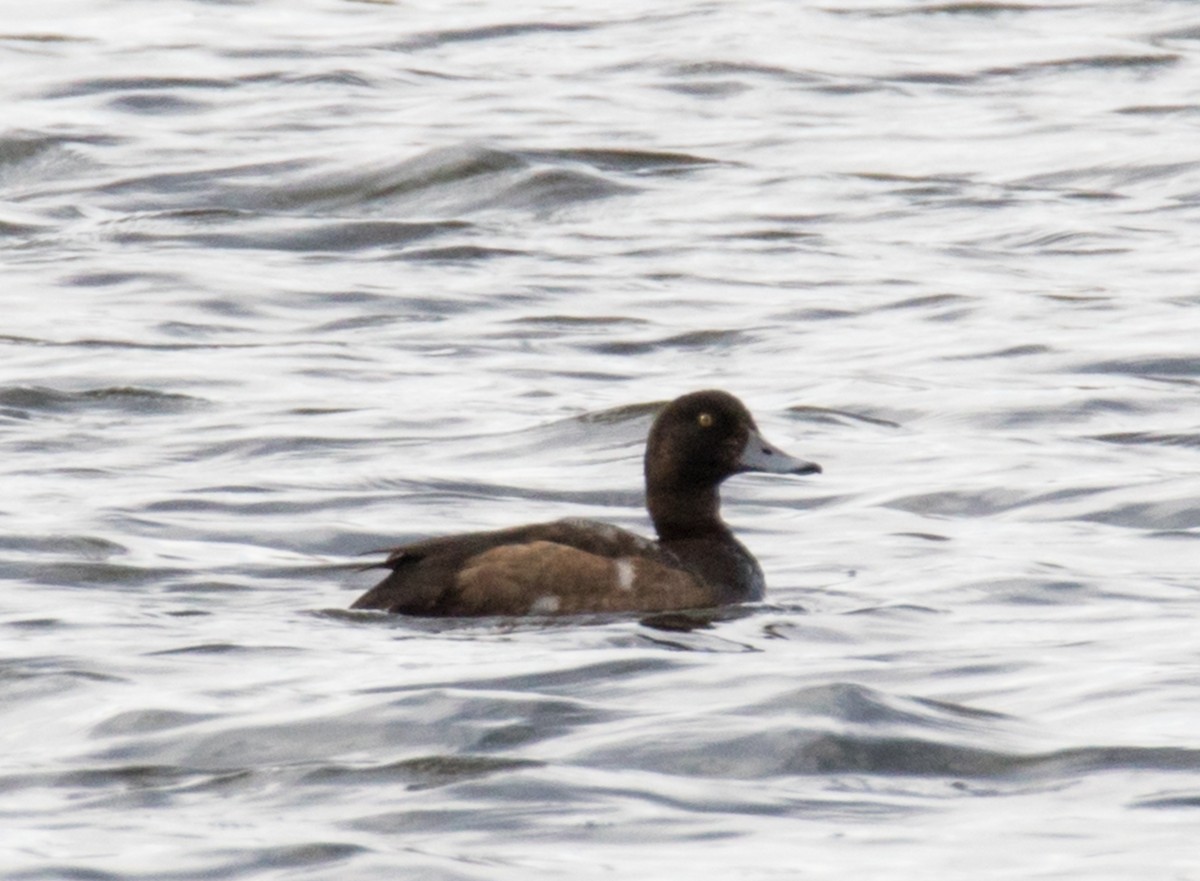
[351,389,820,616]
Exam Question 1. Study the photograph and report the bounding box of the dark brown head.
[644,390,820,538]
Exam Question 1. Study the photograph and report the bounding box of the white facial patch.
[613,558,636,592]
[529,595,562,615]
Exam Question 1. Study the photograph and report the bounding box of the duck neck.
[647,484,729,542]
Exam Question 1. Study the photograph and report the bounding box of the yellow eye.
[697,412,713,428]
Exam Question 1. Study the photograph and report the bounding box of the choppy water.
[3,1,1200,878]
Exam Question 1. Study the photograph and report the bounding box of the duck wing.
[350,517,714,616]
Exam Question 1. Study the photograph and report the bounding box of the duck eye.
[697,412,714,428]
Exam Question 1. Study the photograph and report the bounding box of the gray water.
[3,1,1200,878]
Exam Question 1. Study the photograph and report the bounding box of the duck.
[351,389,820,616]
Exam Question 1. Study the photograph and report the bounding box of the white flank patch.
[529,595,561,614]
[614,558,636,592]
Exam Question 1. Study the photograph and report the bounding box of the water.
[3,1,1200,877]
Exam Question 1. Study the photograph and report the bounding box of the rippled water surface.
[4,1,1200,878]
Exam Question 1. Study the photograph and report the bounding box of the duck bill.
[737,429,822,475]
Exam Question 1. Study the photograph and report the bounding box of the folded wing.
[351,518,714,616]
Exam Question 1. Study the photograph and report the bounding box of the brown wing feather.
[453,541,712,615]
[351,518,717,616]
